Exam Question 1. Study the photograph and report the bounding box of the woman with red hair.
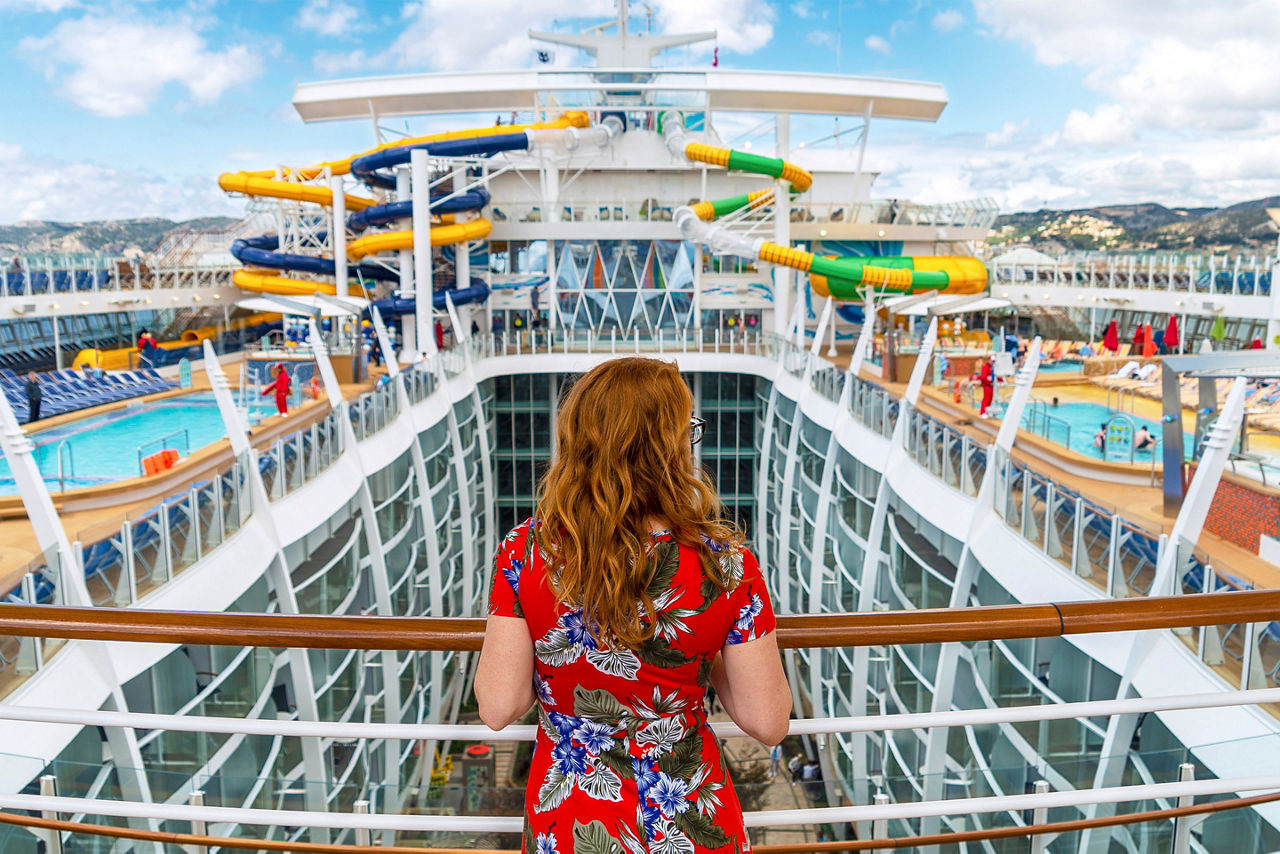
[475,357,791,853]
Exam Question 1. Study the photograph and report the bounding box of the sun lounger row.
[0,367,177,422]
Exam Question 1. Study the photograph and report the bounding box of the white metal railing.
[0,258,235,299]
[991,252,1276,298]
[3,773,1278,836]
[488,197,999,230]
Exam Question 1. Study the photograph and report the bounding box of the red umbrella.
[1142,322,1156,358]
[1103,319,1119,353]
[1132,325,1144,352]
[1164,315,1179,349]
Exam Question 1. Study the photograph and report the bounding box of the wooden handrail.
[0,788,1277,854]
[0,589,1277,650]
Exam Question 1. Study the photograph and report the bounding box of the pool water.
[0,392,273,494]
[1020,401,1190,459]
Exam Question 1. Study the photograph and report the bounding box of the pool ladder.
[54,439,74,492]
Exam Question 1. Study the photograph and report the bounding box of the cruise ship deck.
[0,5,1278,853]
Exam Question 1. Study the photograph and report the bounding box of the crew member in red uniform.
[977,356,995,417]
[261,363,291,416]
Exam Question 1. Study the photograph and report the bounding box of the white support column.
[396,166,415,356]
[371,309,449,805]
[308,320,403,814]
[1268,259,1280,350]
[452,166,471,294]
[848,318,938,829]
[546,239,558,331]
[772,113,792,337]
[1172,763,1195,854]
[201,341,331,840]
[411,149,435,356]
[1079,377,1250,854]
[805,303,867,812]
[917,338,1042,849]
[330,174,348,298]
[692,243,704,330]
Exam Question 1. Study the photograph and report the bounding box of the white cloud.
[391,0,773,70]
[984,119,1028,146]
[790,1,813,19]
[313,49,386,75]
[806,30,834,49]
[974,0,1280,132]
[931,9,963,32]
[0,0,75,9]
[20,14,263,117]
[864,35,891,55]
[1060,104,1136,146]
[298,0,361,37]
[967,0,1280,207]
[0,149,242,222]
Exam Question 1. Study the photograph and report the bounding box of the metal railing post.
[39,775,63,854]
[189,790,208,854]
[1107,514,1122,597]
[353,799,371,846]
[1030,780,1050,854]
[1171,764,1195,854]
[871,791,890,853]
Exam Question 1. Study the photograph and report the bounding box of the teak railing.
[1,789,1278,853]
[0,588,1277,650]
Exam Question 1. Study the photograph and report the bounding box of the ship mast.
[529,0,715,68]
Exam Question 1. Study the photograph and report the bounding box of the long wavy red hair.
[534,357,743,648]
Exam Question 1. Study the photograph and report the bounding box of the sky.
[1,0,1279,223]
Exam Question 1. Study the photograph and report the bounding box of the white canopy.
[879,294,1011,317]
[236,295,369,317]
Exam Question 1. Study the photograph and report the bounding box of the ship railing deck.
[3,328,1278,706]
[1,595,1279,851]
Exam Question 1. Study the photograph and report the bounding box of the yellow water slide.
[219,113,590,297]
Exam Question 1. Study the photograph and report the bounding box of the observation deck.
[0,328,1277,851]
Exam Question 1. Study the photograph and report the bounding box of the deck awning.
[292,68,947,123]
[880,294,1009,317]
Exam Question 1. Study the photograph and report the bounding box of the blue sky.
[1,0,1278,222]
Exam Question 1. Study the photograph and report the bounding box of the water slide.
[218,113,604,302]
[658,111,987,301]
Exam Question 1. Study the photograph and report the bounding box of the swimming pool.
[0,392,273,494]
[1020,400,1188,459]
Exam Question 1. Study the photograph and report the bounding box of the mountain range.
[0,217,239,259]
[988,196,1280,253]
[2,197,1277,261]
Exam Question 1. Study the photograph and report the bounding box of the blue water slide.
[836,304,865,324]
[350,132,532,188]
[348,189,491,232]
[368,281,491,318]
[231,235,400,282]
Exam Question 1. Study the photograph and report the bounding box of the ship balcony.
[2,329,1278,851]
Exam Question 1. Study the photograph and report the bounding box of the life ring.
[952,380,962,403]
[309,375,321,399]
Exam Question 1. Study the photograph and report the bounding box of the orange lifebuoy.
[309,376,321,399]
[953,380,962,403]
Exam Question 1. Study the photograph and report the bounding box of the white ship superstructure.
[0,7,1277,853]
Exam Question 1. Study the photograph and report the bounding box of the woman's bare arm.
[474,615,536,730]
[710,633,791,745]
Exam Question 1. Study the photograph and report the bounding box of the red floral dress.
[488,519,777,854]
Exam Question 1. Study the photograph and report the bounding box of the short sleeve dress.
[488,518,777,854]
